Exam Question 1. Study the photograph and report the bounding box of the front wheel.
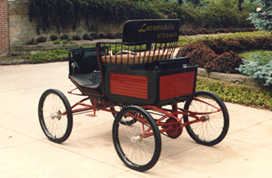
[112,106,161,172]
[184,91,229,146]
[38,89,73,143]
[110,105,137,125]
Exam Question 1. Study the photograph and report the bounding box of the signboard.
[122,19,180,43]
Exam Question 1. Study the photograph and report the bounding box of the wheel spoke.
[112,106,161,171]
[184,91,229,146]
[38,89,72,143]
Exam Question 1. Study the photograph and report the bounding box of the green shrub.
[50,35,58,41]
[178,41,243,73]
[178,33,272,73]
[177,31,271,46]
[28,0,254,34]
[225,39,244,52]
[27,49,68,63]
[72,35,81,41]
[202,38,227,54]
[60,34,69,40]
[196,78,272,110]
[29,0,163,33]
[155,3,201,28]
[83,33,93,40]
[36,36,47,43]
[90,33,99,39]
[53,40,61,44]
[237,51,272,86]
[247,2,272,32]
[62,40,69,44]
[182,42,217,68]
[26,38,37,45]
[201,4,251,29]
[209,51,242,73]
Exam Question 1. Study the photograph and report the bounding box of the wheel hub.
[162,118,182,139]
[50,111,61,120]
[201,115,210,122]
[130,135,142,142]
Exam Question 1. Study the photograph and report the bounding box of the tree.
[238,0,244,11]
[248,0,272,32]
[178,0,183,4]
[186,0,200,6]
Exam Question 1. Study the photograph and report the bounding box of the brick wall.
[0,0,9,56]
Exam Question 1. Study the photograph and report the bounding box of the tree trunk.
[178,0,183,5]
[238,0,244,11]
[194,0,200,5]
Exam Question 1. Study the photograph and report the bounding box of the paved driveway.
[1,62,272,178]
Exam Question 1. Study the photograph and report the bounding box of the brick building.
[0,0,9,56]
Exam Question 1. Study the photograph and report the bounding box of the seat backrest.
[72,48,99,71]
[122,19,180,44]
[97,19,180,65]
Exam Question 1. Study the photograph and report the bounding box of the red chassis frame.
[64,87,222,139]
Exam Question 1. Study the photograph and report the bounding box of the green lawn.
[238,50,272,61]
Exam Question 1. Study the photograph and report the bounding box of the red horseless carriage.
[38,20,229,171]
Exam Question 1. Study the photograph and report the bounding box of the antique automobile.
[38,19,229,171]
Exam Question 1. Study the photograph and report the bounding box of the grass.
[238,50,261,61]
[238,50,272,61]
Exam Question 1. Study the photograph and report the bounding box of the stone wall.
[8,0,123,48]
[0,0,9,56]
[8,0,35,47]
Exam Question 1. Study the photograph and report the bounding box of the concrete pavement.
[1,62,272,178]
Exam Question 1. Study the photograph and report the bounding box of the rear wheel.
[184,91,229,146]
[38,89,73,143]
[112,106,161,171]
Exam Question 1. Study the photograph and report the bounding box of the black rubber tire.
[184,91,229,146]
[112,106,161,172]
[38,89,73,143]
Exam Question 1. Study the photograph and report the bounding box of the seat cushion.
[101,50,172,65]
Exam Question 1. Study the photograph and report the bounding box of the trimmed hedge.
[177,35,272,73]
[178,42,242,73]
[209,51,242,73]
[179,28,255,36]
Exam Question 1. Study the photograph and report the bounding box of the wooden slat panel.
[160,72,195,100]
[110,73,148,99]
